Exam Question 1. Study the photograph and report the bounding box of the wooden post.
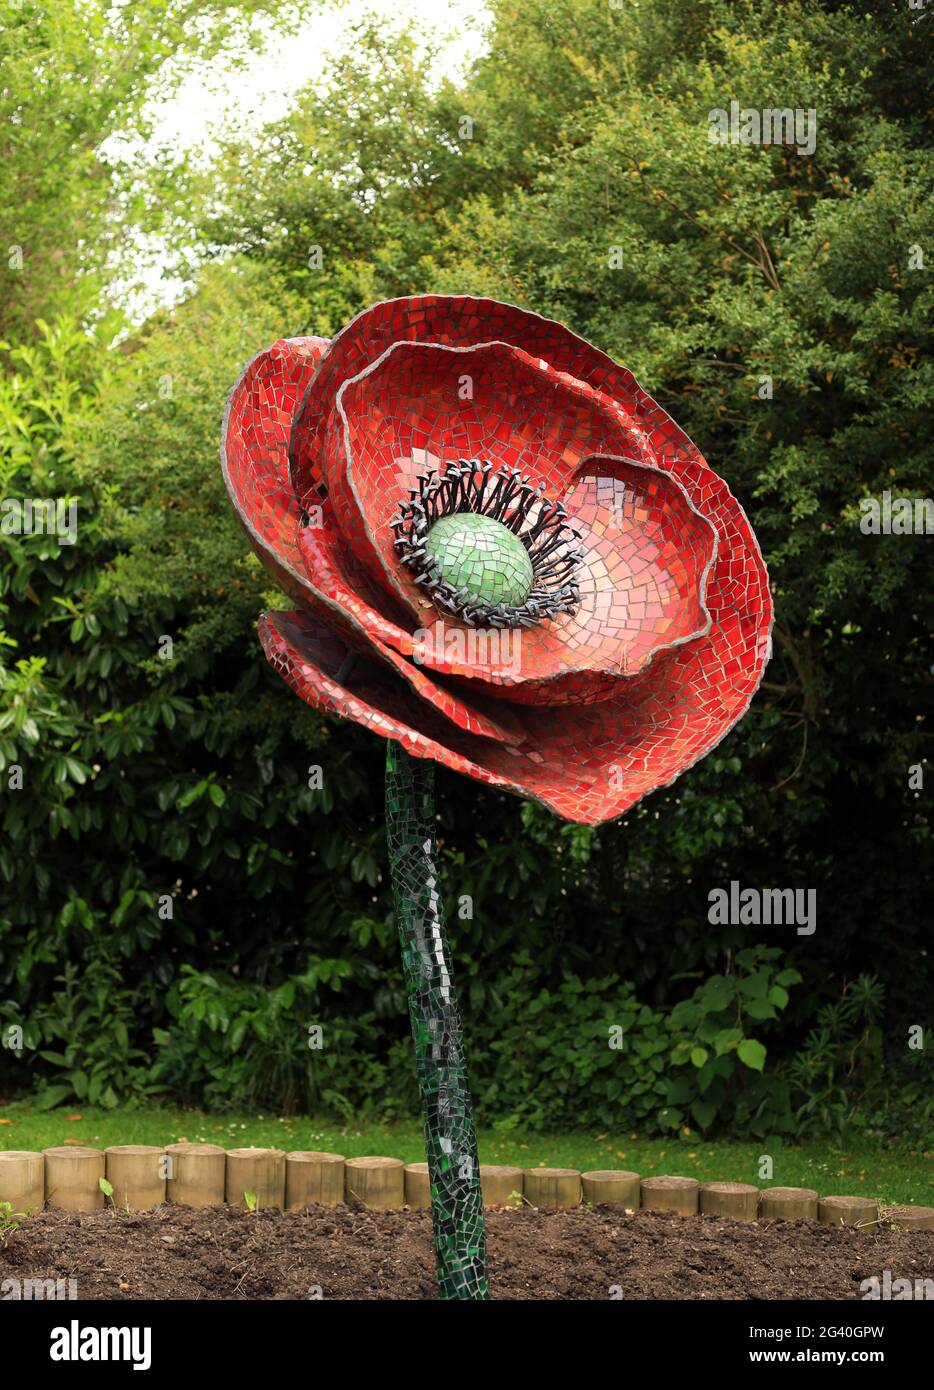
[581,1170,641,1208]
[285,1152,346,1209]
[523,1168,581,1209]
[640,1175,699,1215]
[886,1205,934,1232]
[759,1186,818,1221]
[818,1195,879,1230]
[44,1147,105,1212]
[404,1161,431,1209]
[479,1165,524,1207]
[0,1151,45,1212]
[164,1142,227,1208]
[225,1148,286,1210]
[104,1145,166,1210]
[700,1181,759,1222]
[344,1156,405,1210]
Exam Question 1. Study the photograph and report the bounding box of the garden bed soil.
[2,1203,932,1301]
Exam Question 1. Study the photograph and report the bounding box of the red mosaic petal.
[258,573,770,826]
[290,522,526,743]
[258,610,534,793]
[557,458,716,677]
[401,455,718,707]
[289,295,671,510]
[297,506,416,654]
[221,336,329,599]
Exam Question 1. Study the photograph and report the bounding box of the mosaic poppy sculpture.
[221,295,772,1300]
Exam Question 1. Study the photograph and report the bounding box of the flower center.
[425,512,534,609]
[392,459,583,627]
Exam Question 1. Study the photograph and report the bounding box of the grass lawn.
[2,1101,932,1206]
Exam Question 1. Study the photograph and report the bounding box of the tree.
[0,0,303,341]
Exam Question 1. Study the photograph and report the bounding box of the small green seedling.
[0,1200,25,1245]
[98,1176,132,1217]
[243,1189,258,1213]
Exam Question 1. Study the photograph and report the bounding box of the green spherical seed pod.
[425,512,534,608]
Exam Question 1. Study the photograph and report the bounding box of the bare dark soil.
[2,1203,932,1301]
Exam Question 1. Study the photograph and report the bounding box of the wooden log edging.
[700,1180,759,1222]
[523,1168,581,1209]
[165,1142,227,1208]
[345,1156,405,1210]
[225,1148,286,1211]
[286,1151,345,1209]
[43,1147,105,1212]
[0,1148,929,1227]
[759,1186,819,1221]
[0,1151,45,1212]
[818,1195,880,1230]
[404,1161,431,1209]
[641,1175,700,1215]
[480,1165,524,1207]
[886,1204,934,1232]
[105,1145,166,1211]
[582,1170,640,1208]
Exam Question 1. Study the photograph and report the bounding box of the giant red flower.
[221,296,771,825]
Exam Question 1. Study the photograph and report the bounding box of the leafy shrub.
[471,960,670,1132]
[30,955,158,1111]
[784,974,887,1138]
[663,947,799,1139]
[469,946,800,1136]
[153,961,389,1119]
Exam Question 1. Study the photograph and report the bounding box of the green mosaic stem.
[385,740,490,1300]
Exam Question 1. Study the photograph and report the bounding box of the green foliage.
[470,947,801,1137]
[663,947,801,1138]
[785,974,887,1138]
[152,960,387,1118]
[188,0,932,1037]
[29,955,159,1110]
[471,962,670,1133]
[0,0,303,341]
